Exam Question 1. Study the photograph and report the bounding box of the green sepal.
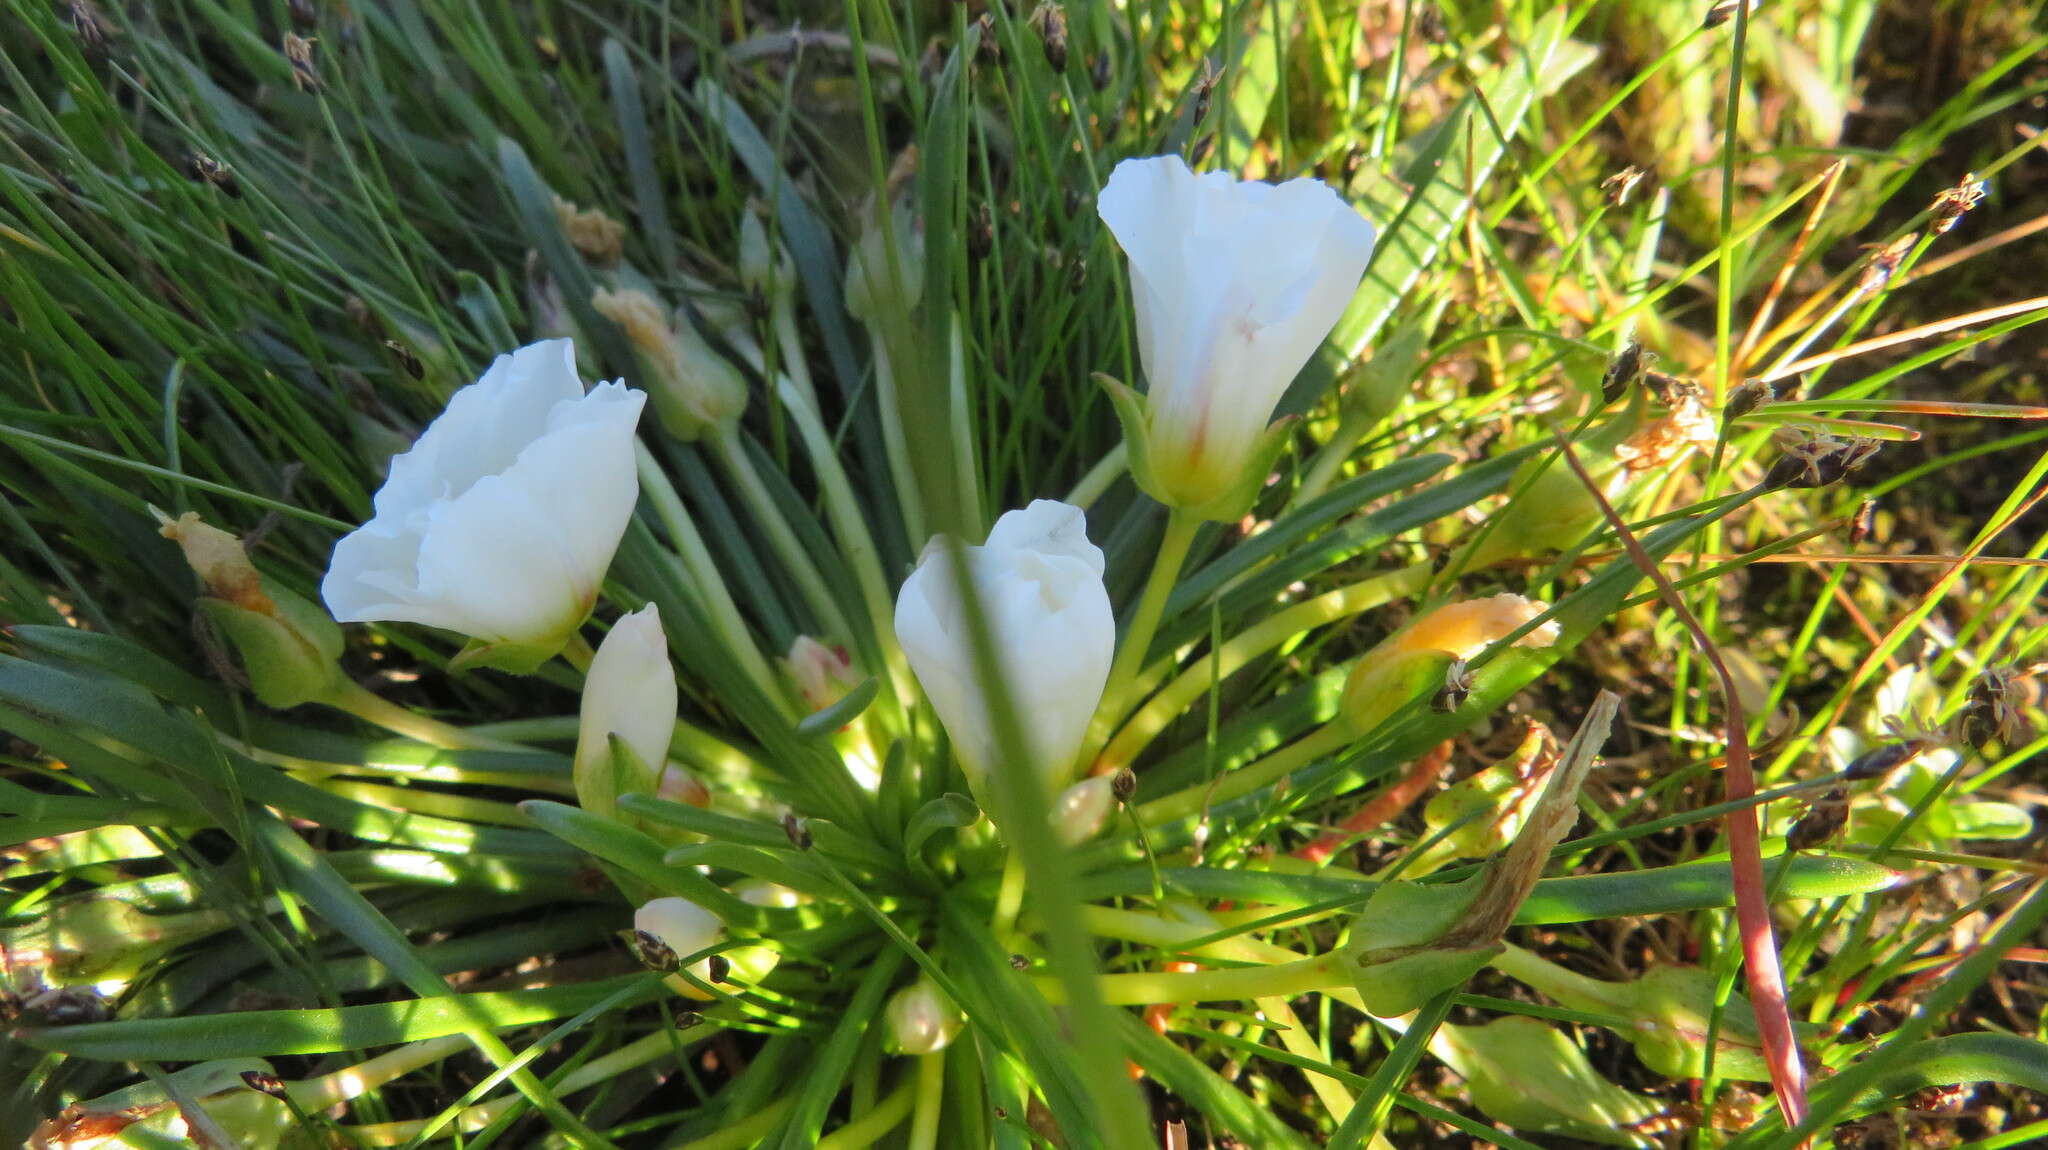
[1095,372,1163,503]
[1346,875,1497,1017]
[450,635,564,676]
[575,732,660,824]
[195,579,344,709]
[1364,944,1502,1018]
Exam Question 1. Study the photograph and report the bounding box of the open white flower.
[894,500,1113,789]
[574,605,676,818]
[1097,155,1376,512]
[321,339,645,671]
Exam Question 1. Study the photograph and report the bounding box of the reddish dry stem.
[1549,429,1810,1128]
[1292,740,1454,865]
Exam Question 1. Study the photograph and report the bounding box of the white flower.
[574,605,677,817]
[321,340,645,669]
[1097,155,1376,509]
[894,500,1114,789]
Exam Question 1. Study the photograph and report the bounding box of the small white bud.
[1052,776,1116,846]
[884,979,962,1055]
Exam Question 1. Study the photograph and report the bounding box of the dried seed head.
[1190,60,1220,126]
[241,1070,289,1099]
[1008,953,1030,971]
[1840,739,1928,782]
[631,929,681,972]
[283,33,321,92]
[706,954,731,983]
[1722,378,1771,421]
[66,1,111,56]
[1066,255,1087,291]
[1600,341,1649,404]
[1090,51,1112,91]
[1433,658,1474,713]
[1599,164,1649,207]
[1765,427,1882,490]
[183,152,241,198]
[782,811,813,850]
[1111,766,1138,802]
[975,13,1001,65]
[552,196,627,264]
[1929,173,1985,236]
[1702,0,1762,29]
[1850,498,1878,546]
[1416,4,1450,43]
[967,201,995,262]
[1616,392,1716,472]
[287,0,320,32]
[1029,3,1069,74]
[1960,664,2036,748]
[1858,233,1917,294]
[384,339,425,381]
[1187,133,1215,167]
[1786,787,1848,851]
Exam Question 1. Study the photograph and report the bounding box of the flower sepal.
[1097,371,1297,521]
[450,632,573,676]
[195,582,346,709]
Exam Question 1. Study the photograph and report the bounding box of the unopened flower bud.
[732,878,807,908]
[552,196,626,265]
[592,286,748,440]
[784,636,863,713]
[1432,1017,1666,1140]
[574,606,676,820]
[844,200,925,322]
[1599,341,1649,404]
[1053,776,1115,845]
[1723,378,1771,420]
[1111,766,1137,802]
[634,897,724,995]
[884,979,963,1055]
[156,511,345,709]
[738,211,795,301]
[656,763,710,807]
[1090,51,1112,91]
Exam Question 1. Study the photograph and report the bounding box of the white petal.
[375,340,585,519]
[635,897,722,958]
[984,500,1105,575]
[580,604,676,775]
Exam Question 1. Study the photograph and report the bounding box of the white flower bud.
[884,979,962,1055]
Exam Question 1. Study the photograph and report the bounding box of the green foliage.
[4,1,2045,1148]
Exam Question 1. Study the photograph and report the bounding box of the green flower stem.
[1079,906,1309,967]
[1136,720,1352,828]
[906,1052,945,1150]
[777,377,915,705]
[1064,953,1347,1006]
[1488,943,1637,1015]
[293,1035,470,1111]
[944,317,984,540]
[1100,565,1432,771]
[868,335,928,546]
[560,633,595,674]
[770,293,819,412]
[816,1073,916,1150]
[1083,507,1203,766]
[635,444,787,711]
[992,850,1028,941]
[1296,408,1382,505]
[323,678,527,752]
[674,1096,798,1150]
[707,424,856,643]
[1064,442,1129,509]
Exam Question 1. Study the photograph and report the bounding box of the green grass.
[4,1,2047,1147]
